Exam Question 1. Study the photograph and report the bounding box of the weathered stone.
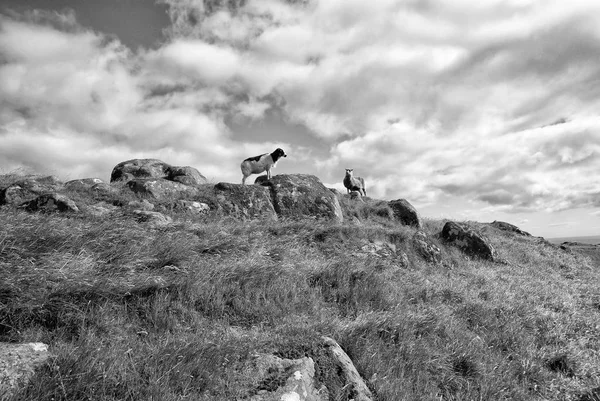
[22,193,79,213]
[133,210,172,228]
[413,231,442,264]
[490,221,531,236]
[64,178,104,191]
[86,202,119,217]
[128,199,155,211]
[175,200,210,214]
[388,199,422,228]
[358,240,396,259]
[126,179,200,199]
[0,175,63,206]
[349,191,364,201]
[214,183,276,220]
[259,174,343,222]
[111,159,206,185]
[441,221,497,261]
[322,336,373,401]
[249,354,328,401]
[0,342,50,398]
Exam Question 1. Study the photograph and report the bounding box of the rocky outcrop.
[174,200,210,214]
[110,159,206,185]
[388,199,422,228]
[258,174,343,222]
[249,354,327,401]
[64,178,104,191]
[0,175,63,206]
[413,231,442,264]
[126,179,201,200]
[21,193,79,213]
[0,342,50,398]
[322,337,373,401]
[441,221,497,261]
[214,183,276,220]
[490,221,531,236]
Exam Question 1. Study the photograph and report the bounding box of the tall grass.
[1,184,599,400]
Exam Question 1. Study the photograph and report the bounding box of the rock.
[412,231,442,264]
[399,252,410,268]
[0,342,50,398]
[133,210,172,227]
[349,191,364,201]
[110,159,206,185]
[489,221,531,236]
[0,175,63,206]
[86,202,119,217]
[126,179,200,199]
[21,193,79,213]
[358,240,396,259]
[249,354,327,401]
[258,174,343,222]
[214,183,276,220]
[175,200,210,214]
[254,175,270,185]
[388,199,422,228]
[128,199,155,211]
[90,182,114,195]
[322,336,373,401]
[64,178,104,191]
[441,221,497,261]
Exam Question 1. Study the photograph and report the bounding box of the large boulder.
[258,174,343,222]
[388,199,422,228]
[441,221,497,261]
[110,159,206,185]
[126,179,201,199]
[489,220,532,236]
[21,193,79,213]
[214,183,276,220]
[0,342,50,398]
[0,175,63,206]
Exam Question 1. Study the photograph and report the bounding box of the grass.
[1,178,600,400]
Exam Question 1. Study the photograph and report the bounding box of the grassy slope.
[1,183,599,401]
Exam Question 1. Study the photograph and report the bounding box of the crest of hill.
[1,159,599,400]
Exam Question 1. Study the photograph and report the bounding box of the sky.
[1,0,600,238]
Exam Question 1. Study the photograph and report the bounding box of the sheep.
[241,148,287,184]
[343,169,366,196]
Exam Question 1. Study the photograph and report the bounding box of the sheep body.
[343,169,366,196]
[241,148,287,184]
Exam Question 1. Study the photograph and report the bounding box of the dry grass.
[1,182,599,400]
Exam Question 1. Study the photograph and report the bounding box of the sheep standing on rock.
[240,148,287,184]
[343,169,366,196]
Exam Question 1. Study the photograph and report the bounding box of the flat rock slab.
[0,342,49,399]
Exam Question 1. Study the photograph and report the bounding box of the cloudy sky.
[1,0,600,238]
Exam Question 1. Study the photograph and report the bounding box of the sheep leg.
[242,175,247,185]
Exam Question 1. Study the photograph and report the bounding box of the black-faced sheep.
[241,148,287,184]
[343,169,366,196]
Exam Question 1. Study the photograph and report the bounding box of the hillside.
[1,166,599,401]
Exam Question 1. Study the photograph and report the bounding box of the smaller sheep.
[343,169,366,196]
[241,148,287,184]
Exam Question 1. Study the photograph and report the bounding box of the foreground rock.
[110,159,206,185]
[22,193,79,213]
[0,175,63,206]
[258,174,343,222]
[322,336,373,401]
[413,231,442,264]
[0,342,50,398]
[249,354,327,401]
[490,221,531,236]
[214,183,276,220]
[441,221,497,261]
[388,199,422,228]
